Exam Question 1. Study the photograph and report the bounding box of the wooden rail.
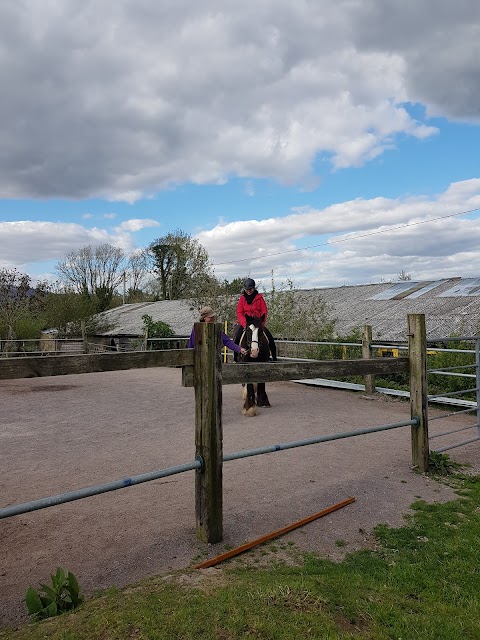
[182,357,408,388]
[0,349,193,379]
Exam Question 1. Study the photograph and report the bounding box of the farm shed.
[91,300,198,350]
[92,277,480,344]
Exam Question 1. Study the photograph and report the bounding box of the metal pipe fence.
[276,331,480,454]
[0,418,417,521]
[0,460,202,519]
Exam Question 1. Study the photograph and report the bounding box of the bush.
[142,314,175,349]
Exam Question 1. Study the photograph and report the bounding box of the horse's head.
[243,316,267,360]
[247,323,260,358]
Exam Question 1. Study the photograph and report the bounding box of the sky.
[1,0,480,291]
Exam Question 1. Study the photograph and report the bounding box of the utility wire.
[212,206,480,267]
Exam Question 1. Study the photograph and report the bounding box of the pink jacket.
[236,291,268,328]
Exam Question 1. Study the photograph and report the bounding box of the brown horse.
[236,316,273,416]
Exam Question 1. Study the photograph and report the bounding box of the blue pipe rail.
[0,417,419,521]
[223,418,418,462]
[0,460,202,519]
[428,387,478,400]
[429,424,478,439]
[434,436,480,453]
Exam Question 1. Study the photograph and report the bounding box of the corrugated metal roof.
[97,300,198,336]
[300,278,480,341]
[94,277,480,342]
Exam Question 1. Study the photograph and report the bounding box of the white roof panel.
[438,279,480,297]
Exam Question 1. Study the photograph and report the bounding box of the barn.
[93,277,480,345]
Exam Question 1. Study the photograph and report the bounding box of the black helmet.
[244,278,255,290]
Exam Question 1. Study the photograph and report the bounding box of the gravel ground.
[1,367,478,627]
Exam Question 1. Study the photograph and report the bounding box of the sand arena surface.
[1,367,478,627]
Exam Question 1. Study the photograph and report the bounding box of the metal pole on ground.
[194,321,223,543]
[408,314,429,472]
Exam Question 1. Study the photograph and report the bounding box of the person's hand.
[240,347,248,355]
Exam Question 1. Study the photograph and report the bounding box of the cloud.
[0,219,153,270]
[351,1,480,120]
[1,1,476,200]
[2,178,480,289]
[115,218,161,232]
[198,178,480,287]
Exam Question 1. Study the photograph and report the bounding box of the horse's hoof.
[242,406,257,417]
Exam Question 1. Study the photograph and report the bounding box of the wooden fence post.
[81,319,88,354]
[194,321,223,543]
[408,314,429,472]
[362,325,374,394]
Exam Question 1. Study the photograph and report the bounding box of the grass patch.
[3,475,480,639]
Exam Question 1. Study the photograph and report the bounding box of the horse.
[235,316,274,416]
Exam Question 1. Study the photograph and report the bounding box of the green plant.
[25,568,84,619]
[428,451,463,476]
[141,314,174,349]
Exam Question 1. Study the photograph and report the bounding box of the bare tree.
[55,244,125,312]
[397,269,412,281]
[125,249,151,300]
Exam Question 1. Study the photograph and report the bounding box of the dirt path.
[1,368,478,627]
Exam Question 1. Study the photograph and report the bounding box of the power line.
[212,206,480,267]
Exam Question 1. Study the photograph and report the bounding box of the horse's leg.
[256,382,271,407]
[242,383,257,417]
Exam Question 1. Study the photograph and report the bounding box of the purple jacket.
[188,328,242,354]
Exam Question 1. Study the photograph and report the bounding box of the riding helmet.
[244,277,255,290]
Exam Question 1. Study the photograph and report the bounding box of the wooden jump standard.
[0,314,429,545]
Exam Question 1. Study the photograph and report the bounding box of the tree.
[397,270,412,281]
[220,277,245,295]
[149,230,213,300]
[55,244,126,312]
[0,269,48,341]
[264,273,336,341]
[41,283,98,334]
[125,249,151,301]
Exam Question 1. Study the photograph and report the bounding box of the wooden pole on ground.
[194,321,223,543]
[408,314,429,472]
[362,324,374,394]
[193,497,356,569]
